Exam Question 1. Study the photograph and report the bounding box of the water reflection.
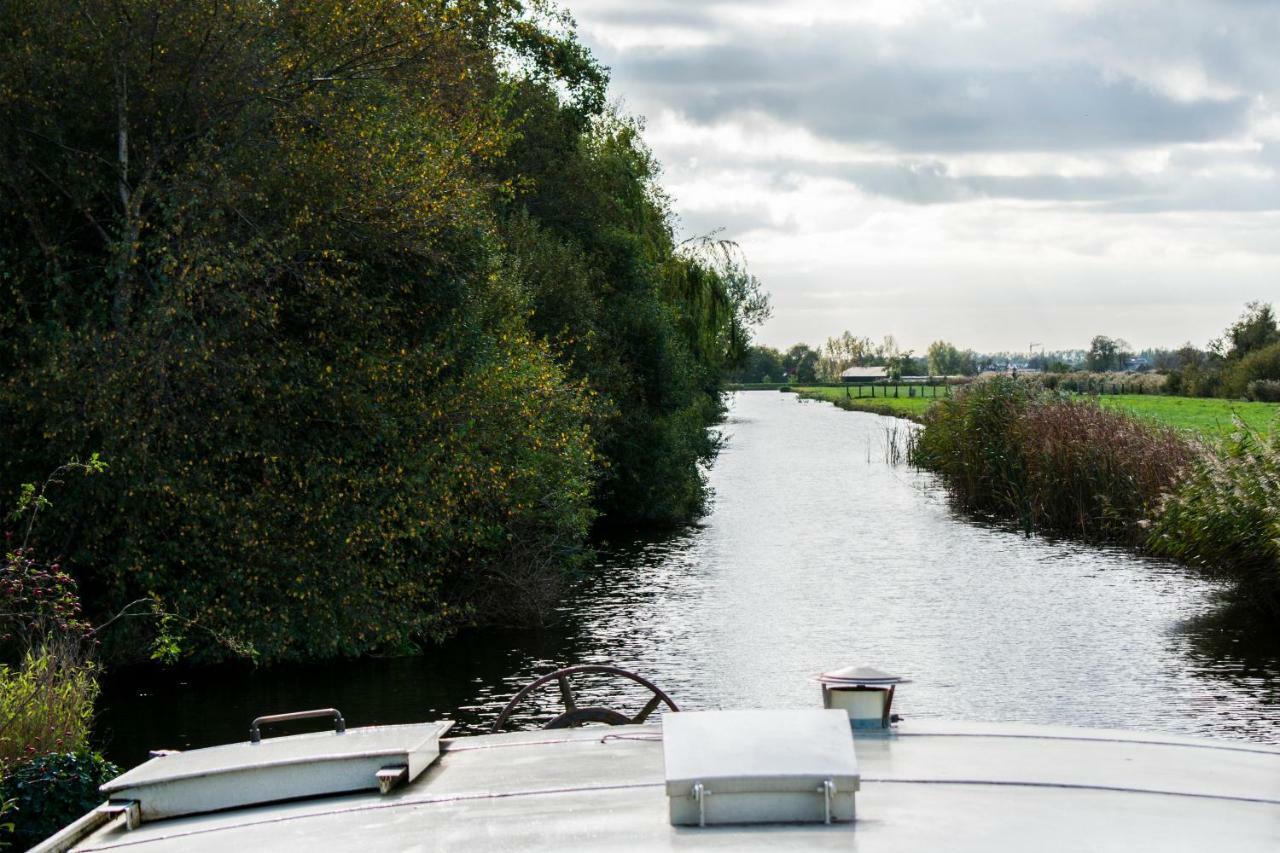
[95,391,1280,767]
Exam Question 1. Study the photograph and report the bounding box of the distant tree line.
[0,0,767,664]
[731,301,1279,401]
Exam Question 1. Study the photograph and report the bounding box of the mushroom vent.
[818,665,910,730]
[662,709,859,827]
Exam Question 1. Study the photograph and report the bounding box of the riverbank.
[900,378,1280,616]
[94,391,1280,773]
[790,385,939,421]
[792,385,1279,439]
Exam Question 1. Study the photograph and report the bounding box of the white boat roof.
[59,719,1280,852]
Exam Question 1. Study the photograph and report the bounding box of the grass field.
[1098,394,1280,438]
[790,385,941,421]
[785,385,1280,438]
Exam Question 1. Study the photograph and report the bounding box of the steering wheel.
[491,664,679,732]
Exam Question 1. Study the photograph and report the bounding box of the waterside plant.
[910,376,1279,614]
[910,377,1193,543]
[1148,427,1280,613]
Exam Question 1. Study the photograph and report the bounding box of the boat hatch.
[663,709,859,827]
[100,711,452,822]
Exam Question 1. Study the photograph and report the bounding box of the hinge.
[376,765,409,795]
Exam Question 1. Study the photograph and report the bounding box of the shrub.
[0,651,98,768]
[1,751,119,850]
[1149,426,1280,613]
[1247,380,1280,403]
[912,377,1193,542]
[1225,341,1280,397]
[2,496,99,769]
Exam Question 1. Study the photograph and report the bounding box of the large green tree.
[0,1,763,662]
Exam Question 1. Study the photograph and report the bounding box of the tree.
[731,346,784,383]
[816,332,874,381]
[1224,302,1279,359]
[0,0,766,663]
[928,341,958,375]
[1085,336,1131,372]
[783,344,819,383]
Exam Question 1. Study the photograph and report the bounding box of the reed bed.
[1038,371,1169,395]
[910,377,1193,543]
[1149,426,1280,612]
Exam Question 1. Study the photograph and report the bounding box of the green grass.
[790,385,943,421]
[789,385,1280,439]
[1097,395,1280,439]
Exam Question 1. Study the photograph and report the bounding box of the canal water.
[95,391,1280,766]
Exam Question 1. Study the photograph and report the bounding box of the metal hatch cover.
[101,720,453,821]
[663,709,860,827]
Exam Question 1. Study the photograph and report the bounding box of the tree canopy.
[0,0,765,663]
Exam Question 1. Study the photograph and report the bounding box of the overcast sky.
[568,0,1280,353]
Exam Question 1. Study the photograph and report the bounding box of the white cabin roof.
[52,719,1280,852]
[840,366,888,379]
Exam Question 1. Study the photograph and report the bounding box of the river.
[95,391,1280,766]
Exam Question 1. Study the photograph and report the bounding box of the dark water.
[95,392,1280,767]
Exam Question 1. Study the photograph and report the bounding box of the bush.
[1247,380,1280,402]
[1149,427,1280,613]
[1,751,119,850]
[912,377,1193,542]
[1225,341,1280,397]
[0,652,97,768]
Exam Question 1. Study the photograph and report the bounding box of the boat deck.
[65,720,1280,851]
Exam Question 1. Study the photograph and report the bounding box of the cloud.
[626,47,1251,154]
[568,0,1280,350]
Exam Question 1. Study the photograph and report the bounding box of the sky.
[566,0,1280,354]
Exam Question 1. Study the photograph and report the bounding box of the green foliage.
[793,385,937,420]
[729,346,785,384]
[0,652,98,769]
[926,341,978,376]
[1221,301,1279,359]
[1084,335,1132,372]
[1223,340,1280,398]
[0,751,119,850]
[495,90,763,524]
[0,1,763,663]
[783,344,819,383]
[1149,426,1280,613]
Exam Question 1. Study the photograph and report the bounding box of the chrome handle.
[250,708,346,743]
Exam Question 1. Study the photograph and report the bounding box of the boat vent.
[101,713,452,823]
[663,709,859,827]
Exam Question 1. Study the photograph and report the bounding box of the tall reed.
[1149,425,1280,611]
[911,377,1193,543]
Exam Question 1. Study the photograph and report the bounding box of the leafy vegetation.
[1149,427,1280,613]
[908,377,1280,615]
[0,1,764,664]
[1,751,120,850]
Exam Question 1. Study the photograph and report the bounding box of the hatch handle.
[250,708,346,743]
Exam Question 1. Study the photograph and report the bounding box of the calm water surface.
[96,392,1280,766]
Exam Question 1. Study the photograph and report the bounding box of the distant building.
[840,366,889,384]
[1125,356,1151,373]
